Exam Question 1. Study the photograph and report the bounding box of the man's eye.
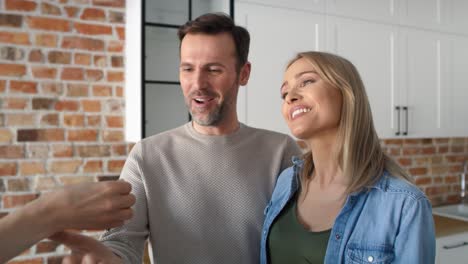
[181,67,192,72]
[208,68,221,73]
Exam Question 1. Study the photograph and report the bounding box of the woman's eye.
[281,92,288,100]
[300,79,315,87]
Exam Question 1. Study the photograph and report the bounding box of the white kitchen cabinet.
[235,2,325,135]
[399,0,447,31]
[446,0,468,35]
[325,17,399,138]
[449,35,468,137]
[436,232,468,264]
[326,0,399,24]
[398,28,450,138]
[237,0,325,13]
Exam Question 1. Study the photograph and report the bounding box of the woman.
[260,52,435,264]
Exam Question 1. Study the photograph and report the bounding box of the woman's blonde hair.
[288,51,412,193]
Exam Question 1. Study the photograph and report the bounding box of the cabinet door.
[399,28,450,138]
[326,17,399,138]
[326,0,398,24]
[450,36,468,137]
[436,233,468,264]
[235,3,325,134]
[236,0,325,13]
[400,0,448,31]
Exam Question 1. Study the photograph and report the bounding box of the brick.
[0,63,26,77]
[0,14,23,27]
[116,27,125,40]
[27,144,49,158]
[93,85,112,96]
[102,130,124,142]
[85,69,104,81]
[60,176,95,186]
[108,159,125,172]
[0,31,29,45]
[64,114,85,127]
[107,71,124,82]
[437,146,449,153]
[413,157,429,166]
[403,139,422,145]
[3,194,39,208]
[55,100,80,111]
[92,0,124,7]
[41,113,59,126]
[68,129,98,141]
[430,156,443,165]
[5,0,37,11]
[397,158,412,167]
[94,55,107,67]
[445,155,466,163]
[111,144,127,156]
[0,46,25,60]
[76,145,110,157]
[84,160,103,173]
[17,129,65,142]
[107,40,123,52]
[32,98,56,110]
[8,178,30,191]
[0,146,24,159]
[402,147,420,156]
[65,7,80,18]
[0,181,5,192]
[34,176,58,190]
[87,115,101,126]
[48,51,71,64]
[109,11,124,23]
[35,34,57,47]
[32,66,57,79]
[426,186,449,196]
[27,17,71,32]
[105,116,123,128]
[61,67,84,80]
[41,2,62,15]
[2,98,29,109]
[81,8,106,21]
[74,53,91,65]
[37,240,61,253]
[450,145,464,153]
[82,100,101,112]
[444,175,459,184]
[10,81,38,94]
[449,165,462,173]
[0,80,5,93]
[75,23,112,35]
[66,83,89,97]
[115,86,123,97]
[0,162,17,176]
[421,138,433,144]
[111,56,124,67]
[6,113,35,126]
[29,49,44,62]
[51,144,73,158]
[408,167,428,176]
[450,137,465,145]
[415,177,432,186]
[41,82,63,95]
[50,160,82,173]
[105,99,123,112]
[20,161,46,175]
[0,129,13,143]
[62,36,104,51]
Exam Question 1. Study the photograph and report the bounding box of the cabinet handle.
[443,241,468,250]
[403,106,408,136]
[395,106,401,136]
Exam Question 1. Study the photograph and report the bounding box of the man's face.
[179,32,248,127]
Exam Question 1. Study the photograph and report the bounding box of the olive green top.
[268,193,331,264]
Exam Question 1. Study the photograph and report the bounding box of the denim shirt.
[260,157,435,264]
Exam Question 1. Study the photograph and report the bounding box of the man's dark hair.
[178,13,250,71]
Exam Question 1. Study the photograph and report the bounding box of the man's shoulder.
[140,124,188,146]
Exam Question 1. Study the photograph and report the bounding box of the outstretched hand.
[50,231,123,264]
[44,180,136,232]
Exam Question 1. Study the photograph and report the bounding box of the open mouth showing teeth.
[193,98,214,105]
[292,108,311,119]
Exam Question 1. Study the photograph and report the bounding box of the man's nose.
[193,71,208,89]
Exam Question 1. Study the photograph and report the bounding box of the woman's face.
[281,57,343,140]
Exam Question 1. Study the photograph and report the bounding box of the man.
[0,181,135,263]
[52,13,301,263]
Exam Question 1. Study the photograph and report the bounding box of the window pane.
[145,26,180,82]
[145,0,188,25]
[145,83,188,136]
[192,0,231,18]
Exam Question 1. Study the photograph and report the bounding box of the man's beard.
[190,103,224,126]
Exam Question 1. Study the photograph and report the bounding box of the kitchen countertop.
[433,214,468,238]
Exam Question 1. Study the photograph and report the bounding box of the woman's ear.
[239,62,251,86]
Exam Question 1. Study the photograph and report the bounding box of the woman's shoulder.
[374,172,428,202]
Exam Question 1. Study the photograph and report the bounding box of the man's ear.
[239,62,251,86]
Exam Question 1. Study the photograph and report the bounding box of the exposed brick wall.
[382,138,468,206]
[0,0,130,262]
